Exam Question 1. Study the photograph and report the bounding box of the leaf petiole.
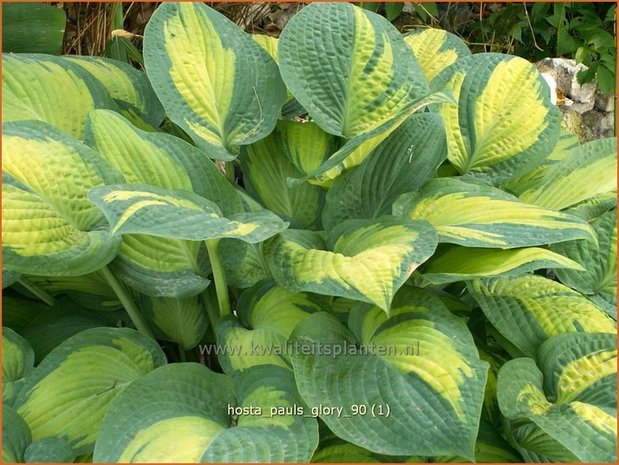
[100,265,155,339]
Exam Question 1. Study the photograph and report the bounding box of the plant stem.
[178,344,186,362]
[201,287,221,328]
[225,161,235,183]
[205,239,231,317]
[17,277,55,306]
[100,265,155,339]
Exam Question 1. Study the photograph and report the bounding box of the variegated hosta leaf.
[66,56,165,127]
[404,27,471,83]
[94,363,319,462]
[89,184,287,244]
[264,216,437,312]
[502,130,580,196]
[3,406,31,463]
[498,333,617,462]
[2,53,116,138]
[142,295,208,350]
[3,327,35,405]
[422,246,583,285]
[278,2,439,184]
[26,272,121,311]
[565,191,616,222]
[552,209,617,318]
[278,120,337,177]
[216,280,328,374]
[2,121,122,276]
[241,121,328,229]
[434,53,561,183]
[143,2,286,160]
[519,137,618,210]
[394,178,594,248]
[408,422,523,463]
[85,109,253,297]
[218,240,267,289]
[468,275,616,357]
[13,328,166,455]
[323,113,447,231]
[251,34,296,107]
[291,288,488,457]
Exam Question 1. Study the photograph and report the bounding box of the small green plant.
[2,2,617,463]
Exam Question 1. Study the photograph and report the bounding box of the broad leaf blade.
[278,2,435,183]
[404,27,471,83]
[143,2,286,160]
[66,57,165,127]
[13,328,166,455]
[2,54,117,138]
[89,184,287,244]
[423,246,583,285]
[94,363,319,462]
[394,178,594,248]
[519,137,617,210]
[468,275,616,357]
[291,288,488,458]
[2,3,66,55]
[264,217,437,311]
[323,113,447,230]
[2,121,121,276]
[435,53,561,183]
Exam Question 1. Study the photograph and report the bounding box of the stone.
[595,92,616,112]
[537,57,615,142]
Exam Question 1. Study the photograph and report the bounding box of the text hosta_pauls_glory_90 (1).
[1,2,617,463]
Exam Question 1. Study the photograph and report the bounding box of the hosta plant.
[2,2,617,463]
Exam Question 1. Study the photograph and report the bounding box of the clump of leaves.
[2,2,617,464]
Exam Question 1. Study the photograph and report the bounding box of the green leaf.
[218,240,267,289]
[498,333,617,462]
[94,363,319,462]
[85,109,252,297]
[434,53,561,183]
[2,54,117,139]
[2,3,66,55]
[24,437,76,463]
[17,298,116,362]
[323,113,447,231]
[89,184,287,244]
[241,121,328,229]
[13,327,166,455]
[278,2,435,183]
[142,295,208,350]
[26,272,122,311]
[2,121,122,276]
[394,178,594,248]
[264,216,437,312]
[66,56,165,127]
[519,137,617,210]
[552,209,617,318]
[143,2,286,160]
[216,280,328,374]
[423,246,584,285]
[404,27,471,83]
[385,2,404,22]
[468,275,616,357]
[3,327,35,405]
[3,406,31,463]
[290,288,488,457]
